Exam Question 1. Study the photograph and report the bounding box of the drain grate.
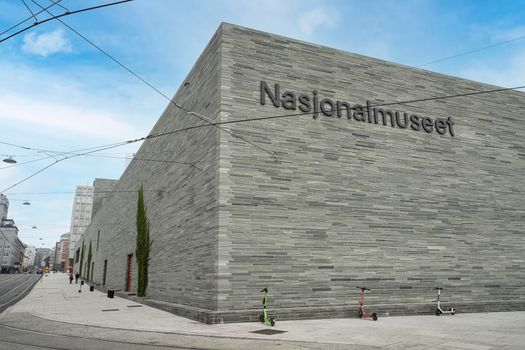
[250,329,287,335]
[127,305,143,308]
[101,309,120,312]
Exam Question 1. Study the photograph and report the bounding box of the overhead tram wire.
[414,34,525,69]
[0,156,53,170]
[0,0,134,43]
[0,153,200,170]
[0,141,32,150]
[6,189,163,195]
[47,0,69,13]
[117,82,525,141]
[0,139,133,154]
[0,0,61,37]
[2,80,525,193]
[3,75,523,172]
[0,141,139,193]
[0,147,200,170]
[20,0,39,23]
[81,153,202,170]
[0,139,138,170]
[30,1,278,163]
[0,132,204,193]
[0,153,46,158]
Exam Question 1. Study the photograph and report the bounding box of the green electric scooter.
[259,288,276,326]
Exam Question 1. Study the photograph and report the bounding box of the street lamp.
[2,156,17,164]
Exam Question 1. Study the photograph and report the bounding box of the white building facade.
[0,194,25,273]
[68,186,94,262]
[23,245,36,271]
[54,232,71,272]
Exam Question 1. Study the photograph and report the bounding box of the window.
[3,253,9,256]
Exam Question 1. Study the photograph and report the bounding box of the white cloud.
[0,94,138,140]
[298,8,336,37]
[0,60,157,143]
[22,29,72,57]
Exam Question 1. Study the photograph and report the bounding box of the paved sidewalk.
[2,273,525,349]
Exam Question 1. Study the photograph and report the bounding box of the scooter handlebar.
[261,287,268,293]
[356,286,370,291]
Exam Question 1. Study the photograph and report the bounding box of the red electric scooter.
[357,286,378,321]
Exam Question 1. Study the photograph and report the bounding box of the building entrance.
[126,254,133,292]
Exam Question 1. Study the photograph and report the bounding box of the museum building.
[75,23,525,323]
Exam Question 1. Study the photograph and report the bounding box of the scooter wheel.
[372,313,378,321]
[259,314,264,323]
[270,318,275,326]
[435,309,442,316]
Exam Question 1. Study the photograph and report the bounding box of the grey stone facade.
[77,23,525,323]
[92,178,118,218]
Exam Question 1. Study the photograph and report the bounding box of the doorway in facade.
[126,254,133,292]
[102,260,107,286]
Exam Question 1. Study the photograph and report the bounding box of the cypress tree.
[136,185,151,297]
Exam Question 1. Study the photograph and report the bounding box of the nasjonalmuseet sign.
[260,81,455,137]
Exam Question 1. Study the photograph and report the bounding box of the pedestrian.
[69,273,74,284]
[75,272,80,284]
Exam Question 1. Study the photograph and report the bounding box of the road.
[0,274,41,315]
[0,323,194,350]
[0,274,194,349]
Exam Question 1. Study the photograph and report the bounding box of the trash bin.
[89,285,95,292]
[107,289,114,298]
[80,281,84,285]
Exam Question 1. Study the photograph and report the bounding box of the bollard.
[107,289,114,298]
[89,285,95,292]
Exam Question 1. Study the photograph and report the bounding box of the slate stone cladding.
[79,23,525,323]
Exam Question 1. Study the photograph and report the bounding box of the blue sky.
[1,0,524,249]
